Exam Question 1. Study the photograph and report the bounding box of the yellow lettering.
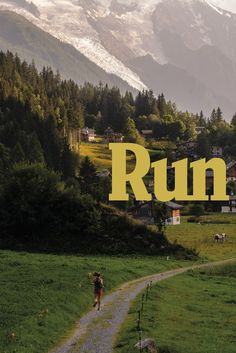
[152,158,193,202]
[191,158,228,201]
[109,144,229,202]
[109,143,151,201]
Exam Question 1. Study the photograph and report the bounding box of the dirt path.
[49,258,235,353]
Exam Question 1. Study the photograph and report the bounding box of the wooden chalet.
[81,127,96,142]
[227,161,236,182]
[129,200,183,225]
[104,127,124,143]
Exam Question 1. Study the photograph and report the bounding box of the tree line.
[0,50,233,255]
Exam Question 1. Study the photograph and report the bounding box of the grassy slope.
[79,142,136,172]
[79,143,113,170]
[115,262,236,353]
[1,142,235,353]
[0,251,192,353]
[165,214,236,261]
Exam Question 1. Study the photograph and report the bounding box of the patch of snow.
[5,0,235,90]
[207,2,224,15]
[210,0,236,14]
[68,37,148,91]
[0,1,148,91]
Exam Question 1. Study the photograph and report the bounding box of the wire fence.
[136,280,153,353]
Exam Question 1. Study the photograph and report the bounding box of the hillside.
[0,10,135,94]
[127,54,233,115]
[1,0,236,116]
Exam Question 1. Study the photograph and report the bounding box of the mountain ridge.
[1,0,236,117]
[0,10,137,94]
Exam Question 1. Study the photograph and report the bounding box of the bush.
[190,204,205,217]
[187,216,200,223]
[0,163,196,258]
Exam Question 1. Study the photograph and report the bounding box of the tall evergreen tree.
[11,143,25,164]
[79,156,98,195]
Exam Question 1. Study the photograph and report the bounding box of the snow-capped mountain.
[1,0,236,117]
[209,0,236,14]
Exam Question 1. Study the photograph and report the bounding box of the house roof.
[96,169,111,178]
[81,127,95,134]
[129,200,184,213]
[141,130,153,135]
[165,202,184,210]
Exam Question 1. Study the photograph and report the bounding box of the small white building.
[130,201,183,226]
[81,127,96,142]
[165,202,183,225]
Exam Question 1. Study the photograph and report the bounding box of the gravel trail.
[49,258,235,353]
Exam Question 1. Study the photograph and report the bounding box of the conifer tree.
[79,156,98,195]
[11,143,25,164]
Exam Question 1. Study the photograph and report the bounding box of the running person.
[93,272,104,311]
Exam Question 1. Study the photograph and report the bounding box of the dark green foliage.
[0,50,186,256]
[0,50,203,146]
[0,51,84,177]
[0,163,100,251]
[0,50,225,257]
[231,114,236,127]
[124,117,144,145]
[79,156,99,195]
[189,204,205,218]
[99,205,189,257]
[153,202,170,233]
[11,142,26,163]
[0,142,10,174]
[0,163,185,256]
[196,132,211,158]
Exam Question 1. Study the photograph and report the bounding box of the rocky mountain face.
[0,10,137,94]
[0,0,236,118]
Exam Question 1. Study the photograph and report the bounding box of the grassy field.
[115,261,236,353]
[79,142,153,172]
[79,142,136,172]
[0,251,193,353]
[165,213,236,261]
[79,143,113,170]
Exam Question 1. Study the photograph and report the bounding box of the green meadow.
[0,251,190,353]
[115,261,236,353]
[1,214,235,353]
[80,142,136,172]
[166,213,236,261]
[79,142,113,170]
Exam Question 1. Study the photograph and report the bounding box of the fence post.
[137,309,142,353]
[136,281,153,352]
[141,293,145,313]
[146,283,149,301]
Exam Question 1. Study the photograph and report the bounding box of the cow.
[214,233,227,242]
